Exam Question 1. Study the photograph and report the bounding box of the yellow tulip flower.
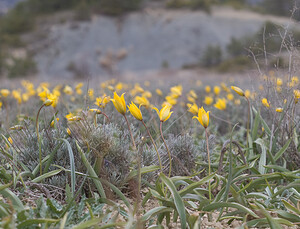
[187,96,196,103]
[221,83,230,92]
[67,116,82,121]
[276,86,282,93]
[291,76,299,84]
[51,118,59,127]
[187,103,198,115]
[90,108,102,114]
[234,99,241,106]
[111,92,126,115]
[205,86,211,93]
[170,85,182,97]
[294,90,300,99]
[115,82,123,91]
[95,95,110,108]
[231,86,245,97]
[67,128,71,136]
[227,93,234,101]
[134,96,150,108]
[128,102,143,121]
[75,82,83,90]
[9,125,24,130]
[214,86,221,96]
[1,89,10,97]
[44,99,53,107]
[156,89,163,96]
[134,84,144,93]
[245,90,251,98]
[262,98,270,108]
[276,108,283,113]
[214,98,227,110]
[47,93,58,108]
[193,106,210,128]
[88,89,94,100]
[189,90,197,99]
[8,137,13,144]
[153,105,173,122]
[203,96,213,106]
[142,91,152,98]
[165,96,177,105]
[276,78,283,86]
[63,85,73,95]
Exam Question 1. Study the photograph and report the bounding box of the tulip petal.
[152,107,160,117]
[164,111,173,122]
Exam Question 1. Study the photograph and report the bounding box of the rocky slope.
[30,6,298,79]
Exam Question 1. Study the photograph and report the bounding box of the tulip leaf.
[203,202,258,218]
[32,169,62,183]
[159,173,187,229]
[76,141,106,198]
[255,138,267,174]
[58,138,76,197]
[274,139,292,161]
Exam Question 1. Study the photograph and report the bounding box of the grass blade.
[203,202,258,218]
[0,186,24,211]
[274,139,292,161]
[59,138,76,197]
[17,218,60,228]
[32,169,62,183]
[0,182,12,191]
[255,138,267,174]
[140,206,173,223]
[159,173,187,229]
[125,165,160,181]
[76,141,106,198]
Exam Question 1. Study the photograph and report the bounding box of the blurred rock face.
[34,7,294,78]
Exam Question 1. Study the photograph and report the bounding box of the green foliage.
[166,0,212,12]
[217,55,253,72]
[74,0,91,21]
[6,57,37,78]
[227,37,250,58]
[259,0,297,17]
[218,0,246,9]
[97,0,142,15]
[14,0,78,15]
[0,8,34,35]
[201,45,223,67]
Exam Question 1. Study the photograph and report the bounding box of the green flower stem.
[160,121,172,177]
[142,120,163,172]
[246,97,251,148]
[124,115,136,150]
[36,103,45,176]
[205,128,212,202]
[123,114,140,220]
[93,114,97,127]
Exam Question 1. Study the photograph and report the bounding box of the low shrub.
[217,55,253,72]
[201,45,223,67]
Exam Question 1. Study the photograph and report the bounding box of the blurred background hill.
[1,0,300,79]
